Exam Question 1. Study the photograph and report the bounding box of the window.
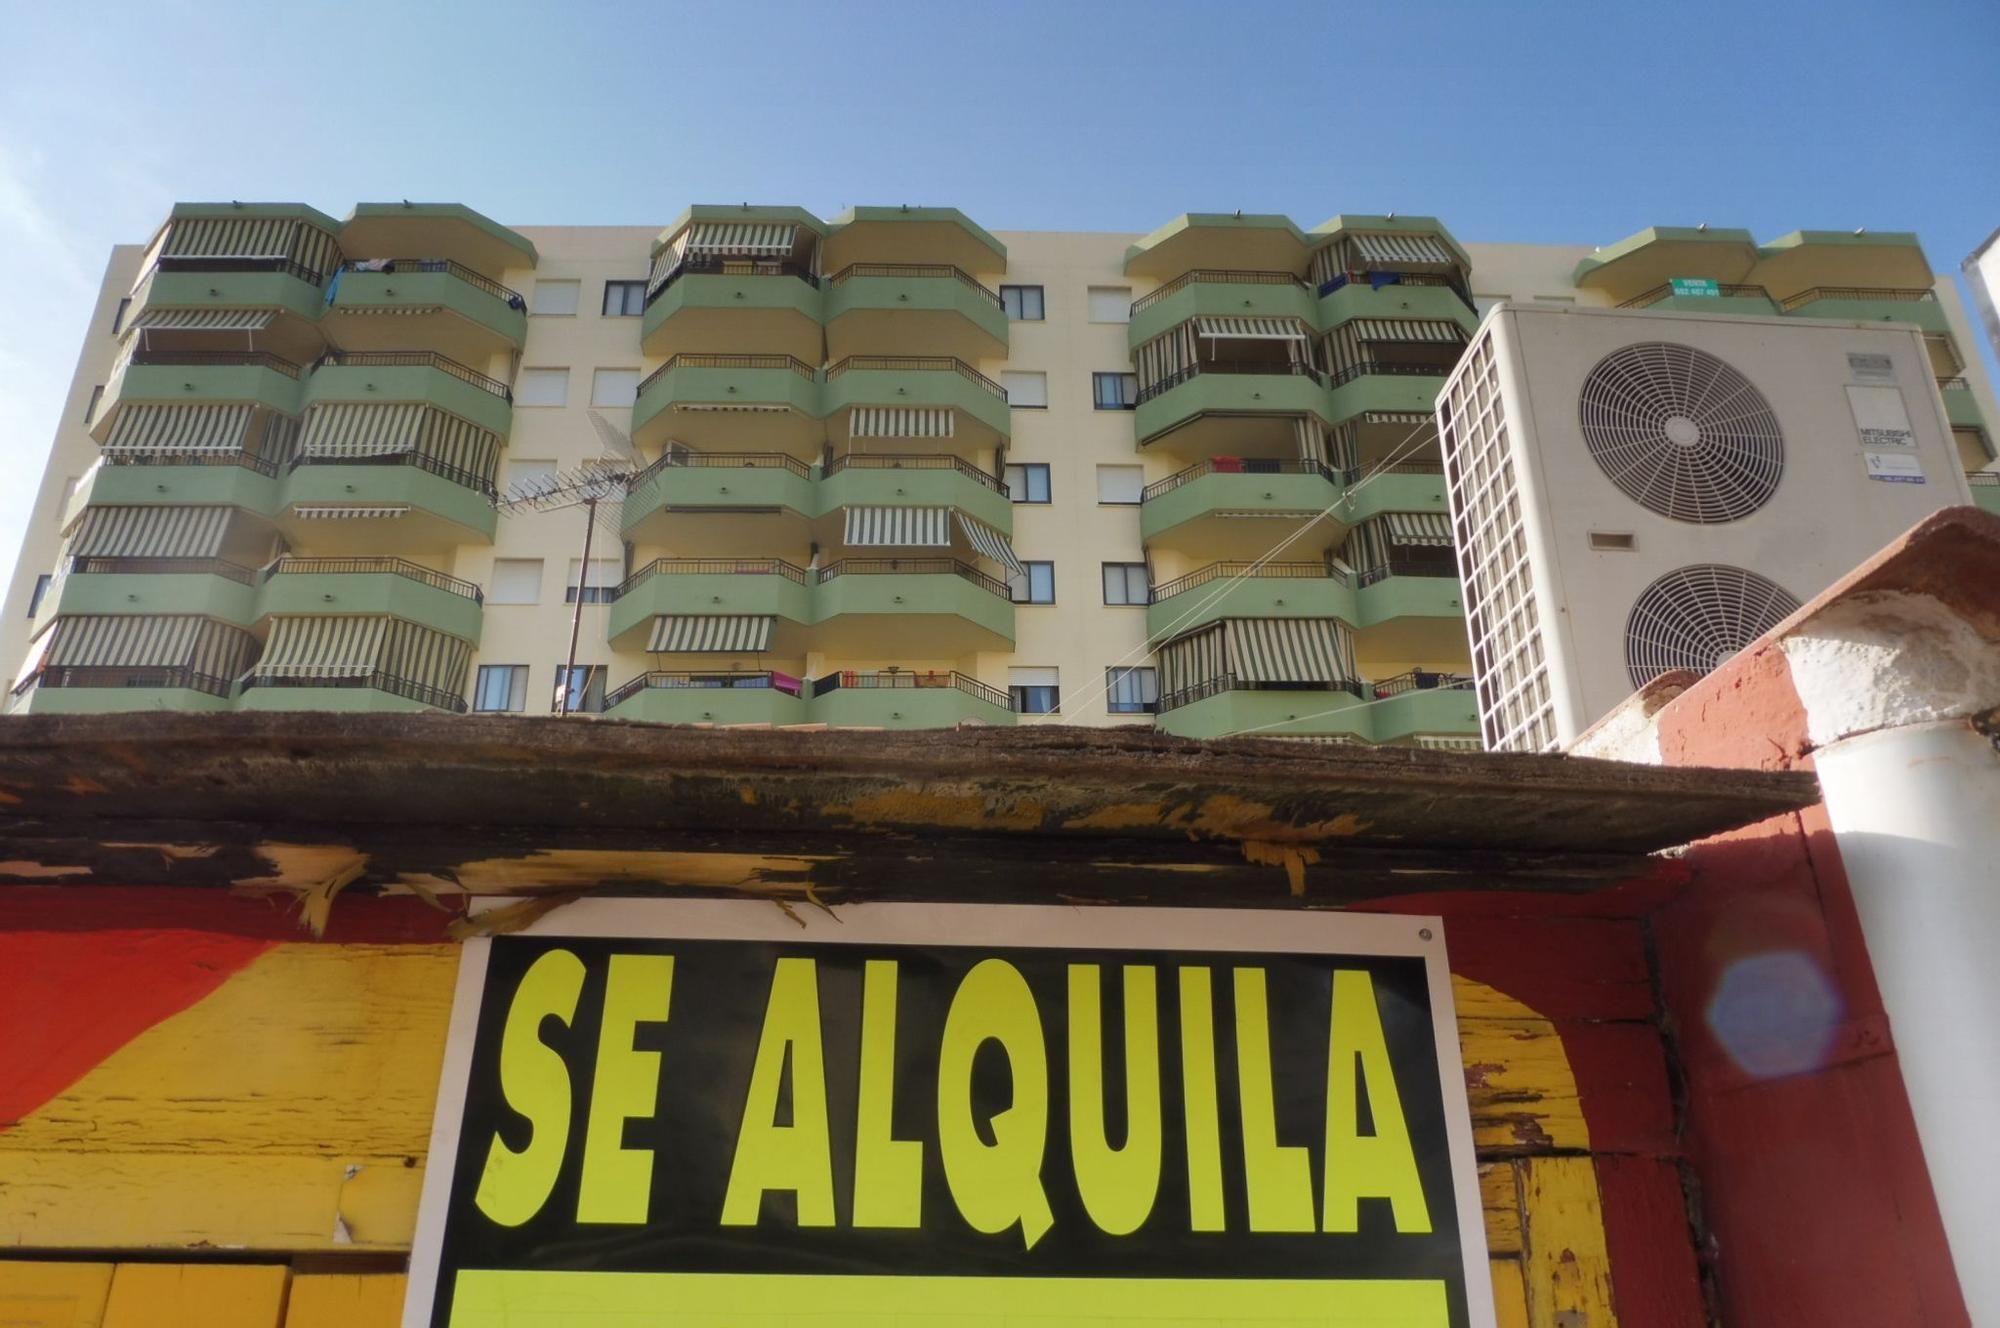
[473,664,529,712]
[1009,561,1056,604]
[1008,666,1060,715]
[552,663,606,714]
[1092,372,1138,410]
[591,368,640,408]
[1001,371,1047,408]
[83,385,104,423]
[503,458,558,494]
[564,558,621,604]
[488,558,544,605]
[1088,287,1132,323]
[516,369,569,407]
[530,280,581,315]
[111,298,130,336]
[602,280,646,316]
[1004,463,1051,503]
[1000,285,1044,321]
[1106,666,1160,714]
[26,574,52,618]
[1096,465,1144,504]
[1102,563,1150,605]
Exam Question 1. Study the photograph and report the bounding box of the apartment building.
[5,204,1995,744]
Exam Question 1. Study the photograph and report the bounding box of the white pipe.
[1813,719,2000,1323]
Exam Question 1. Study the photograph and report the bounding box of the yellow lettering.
[1324,969,1432,1233]
[1233,967,1316,1232]
[1068,964,1162,1235]
[576,953,674,1223]
[721,958,836,1226]
[1178,967,1226,1232]
[475,948,585,1227]
[852,959,923,1228]
[938,958,1053,1249]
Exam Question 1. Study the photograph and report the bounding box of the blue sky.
[2,0,1995,587]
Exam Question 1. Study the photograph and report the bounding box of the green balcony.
[42,559,260,627]
[1941,383,1986,430]
[606,559,814,649]
[632,354,822,450]
[1140,463,1342,560]
[70,454,286,519]
[1339,468,1449,525]
[1124,214,1312,281]
[96,355,305,440]
[341,203,537,278]
[811,560,1015,655]
[1127,272,1316,348]
[822,207,1007,279]
[1154,684,1371,741]
[1778,288,1949,334]
[1324,366,1450,424]
[236,681,439,714]
[603,672,810,726]
[817,455,1012,533]
[1968,475,2000,516]
[1146,564,1355,641]
[323,262,528,363]
[1366,677,1481,744]
[137,267,327,327]
[1353,571,1468,666]
[1615,283,1781,316]
[303,351,514,439]
[256,558,484,646]
[281,461,499,548]
[808,672,1015,729]
[822,357,1012,449]
[1316,280,1478,336]
[621,453,816,551]
[1134,366,1331,446]
[1753,230,1931,301]
[1571,226,1761,305]
[20,673,234,715]
[641,271,824,362]
[823,265,1009,361]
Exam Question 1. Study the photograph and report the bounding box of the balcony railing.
[1135,360,1324,405]
[1341,460,1444,483]
[604,669,802,711]
[67,555,260,586]
[614,557,810,599]
[1618,283,1772,310]
[31,665,234,697]
[1969,471,1999,487]
[1316,270,1474,310]
[824,356,1008,401]
[125,349,304,379]
[1325,360,1459,390]
[814,557,1010,600]
[1779,286,1937,311]
[264,556,484,602]
[822,453,1007,494]
[336,258,525,307]
[315,350,513,401]
[811,669,1010,710]
[100,448,285,477]
[824,263,1003,308]
[1370,669,1474,697]
[638,353,819,396]
[1151,560,1349,602]
[1355,552,1461,586]
[240,671,469,713]
[1130,270,1310,316]
[1938,377,1972,392]
[292,448,499,500]
[646,255,820,306]
[1142,457,1340,501]
[1157,671,1365,714]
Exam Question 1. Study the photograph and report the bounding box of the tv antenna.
[495,410,641,715]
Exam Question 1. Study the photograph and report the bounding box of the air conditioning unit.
[1437,304,1972,751]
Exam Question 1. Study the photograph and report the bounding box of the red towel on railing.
[1213,456,1244,473]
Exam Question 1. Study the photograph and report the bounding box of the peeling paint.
[0,862,90,880]
[399,849,834,894]
[819,788,1047,832]
[1062,802,1171,831]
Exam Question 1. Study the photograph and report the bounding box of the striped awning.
[44,614,206,669]
[850,407,955,439]
[290,505,410,520]
[1159,623,1226,697]
[251,616,388,679]
[421,410,501,482]
[955,513,1024,575]
[1383,511,1455,546]
[647,615,776,653]
[67,505,230,558]
[127,308,275,333]
[1350,233,1456,267]
[1194,316,1311,341]
[684,222,798,257]
[674,402,794,414]
[103,403,254,454]
[1363,411,1433,425]
[844,506,951,547]
[1224,618,1358,684]
[162,216,297,260]
[378,619,472,698]
[333,304,444,317]
[646,231,690,297]
[301,402,426,459]
[1344,319,1467,343]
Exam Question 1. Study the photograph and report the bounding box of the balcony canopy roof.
[1573,225,1936,301]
